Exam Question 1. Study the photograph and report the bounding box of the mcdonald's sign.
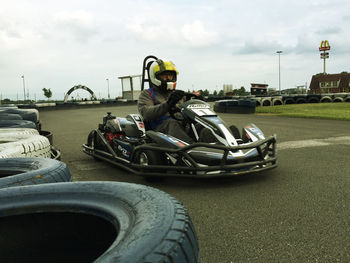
[319,40,330,51]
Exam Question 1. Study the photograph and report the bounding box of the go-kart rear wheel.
[87,131,105,161]
[136,149,166,182]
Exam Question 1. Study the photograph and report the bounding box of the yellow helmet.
[149,59,179,90]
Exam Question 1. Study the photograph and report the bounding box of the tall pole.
[319,40,330,75]
[276,51,282,94]
[21,75,26,101]
[323,51,326,74]
[106,78,110,99]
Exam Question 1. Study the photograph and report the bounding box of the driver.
[137,59,194,143]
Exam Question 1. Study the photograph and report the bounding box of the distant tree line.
[190,86,249,97]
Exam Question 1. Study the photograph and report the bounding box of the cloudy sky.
[1,0,349,100]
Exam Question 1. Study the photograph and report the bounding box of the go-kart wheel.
[136,149,166,182]
[87,131,105,160]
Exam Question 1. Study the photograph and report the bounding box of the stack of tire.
[0,104,59,159]
[214,99,256,114]
[0,105,200,262]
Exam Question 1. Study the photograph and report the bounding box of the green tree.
[218,90,225,96]
[238,86,247,96]
[42,88,52,100]
[213,90,218,96]
[202,89,210,96]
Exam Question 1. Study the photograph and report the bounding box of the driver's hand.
[167,90,185,108]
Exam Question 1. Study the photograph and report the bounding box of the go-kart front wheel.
[135,149,166,182]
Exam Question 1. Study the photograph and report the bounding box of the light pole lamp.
[106,78,110,99]
[21,75,26,101]
[276,51,282,94]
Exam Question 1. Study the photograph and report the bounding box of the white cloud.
[54,10,98,42]
[1,0,350,100]
[181,20,219,47]
[126,18,219,48]
[126,19,176,42]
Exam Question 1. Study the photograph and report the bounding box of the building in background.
[309,72,350,94]
[223,84,233,95]
[118,75,142,100]
[250,83,268,96]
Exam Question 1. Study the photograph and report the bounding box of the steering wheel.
[169,92,203,121]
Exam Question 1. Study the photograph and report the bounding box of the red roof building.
[309,72,350,94]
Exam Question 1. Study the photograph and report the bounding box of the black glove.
[167,90,185,108]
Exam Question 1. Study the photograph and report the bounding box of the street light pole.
[21,75,26,101]
[106,78,110,99]
[276,51,282,94]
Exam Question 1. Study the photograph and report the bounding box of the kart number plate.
[192,109,215,116]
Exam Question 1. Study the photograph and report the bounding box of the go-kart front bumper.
[83,133,277,178]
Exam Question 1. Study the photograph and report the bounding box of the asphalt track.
[39,104,350,263]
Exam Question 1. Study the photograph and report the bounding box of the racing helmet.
[149,59,179,91]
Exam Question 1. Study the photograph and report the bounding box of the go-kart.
[82,55,277,178]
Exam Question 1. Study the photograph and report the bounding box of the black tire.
[213,100,227,113]
[87,131,104,161]
[224,99,256,114]
[40,130,53,145]
[0,182,200,263]
[0,120,36,129]
[0,157,72,189]
[135,149,167,181]
[0,108,38,123]
[88,130,108,152]
[0,113,23,120]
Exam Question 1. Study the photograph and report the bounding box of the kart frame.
[83,128,277,178]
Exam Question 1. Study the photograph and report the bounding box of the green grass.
[255,102,350,121]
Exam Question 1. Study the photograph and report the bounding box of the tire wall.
[261,97,272,106]
[272,97,283,106]
[0,134,51,158]
[320,96,333,103]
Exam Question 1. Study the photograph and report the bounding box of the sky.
[1,0,350,101]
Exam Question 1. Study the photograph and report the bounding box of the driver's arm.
[137,90,169,121]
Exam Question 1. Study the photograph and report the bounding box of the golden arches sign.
[319,40,330,51]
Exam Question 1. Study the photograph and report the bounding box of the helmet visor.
[156,71,177,82]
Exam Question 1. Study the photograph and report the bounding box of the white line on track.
[278,136,350,150]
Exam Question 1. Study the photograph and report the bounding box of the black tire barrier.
[320,96,332,103]
[261,98,271,106]
[17,104,37,109]
[0,120,36,129]
[0,108,38,123]
[0,157,71,189]
[0,113,23,120]
[296,97,307,104]
[272,98,283,106]
[333,97,344,102]
[214,99,256,114]
[307,95,321,103]
[213,100,228,113]
[345,97,350,102]
[0,181,200,263]
[283,96,295,104]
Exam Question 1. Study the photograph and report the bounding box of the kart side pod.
[243,124,265,142]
